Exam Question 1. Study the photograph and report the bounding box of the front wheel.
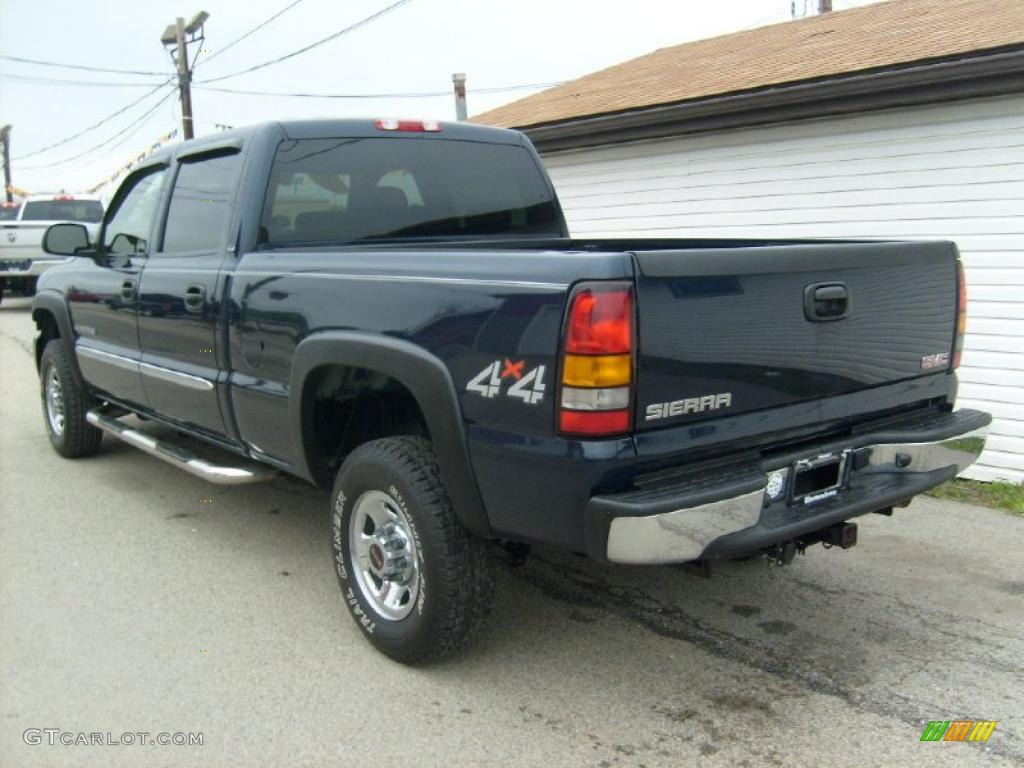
[331,436,494,663]
[39,340,103,458]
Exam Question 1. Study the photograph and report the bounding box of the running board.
[86,409,276,485]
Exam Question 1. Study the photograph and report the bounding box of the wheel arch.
[289,331,491,538]
[31,290,80,379]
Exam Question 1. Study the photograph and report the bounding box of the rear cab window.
[259,137,562,245]
[21,199,103,223]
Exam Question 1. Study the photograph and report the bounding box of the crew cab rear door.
[136,145,242,439]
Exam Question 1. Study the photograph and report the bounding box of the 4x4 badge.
[467,359,546,405]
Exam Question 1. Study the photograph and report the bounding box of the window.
[162,151,240,253]
[377,169,423,206]
[22,199,103,223]
[103,168,167,256]
[260,138,562,245]
[265,171,350,239]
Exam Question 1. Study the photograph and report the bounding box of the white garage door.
[543,95,1024,483]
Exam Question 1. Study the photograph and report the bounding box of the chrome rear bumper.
[595,409,990,565]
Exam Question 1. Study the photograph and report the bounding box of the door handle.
[121,279,136,300]
[804,282,851,321]
[184,284,206,313]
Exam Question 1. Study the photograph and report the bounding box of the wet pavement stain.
[757,620,797,636]
[506,554,1024,763]
[731,604,761,617]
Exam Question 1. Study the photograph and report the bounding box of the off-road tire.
[331,436,494,663]
[39,340,102,458]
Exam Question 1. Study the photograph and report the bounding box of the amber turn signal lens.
[562,354,631,387]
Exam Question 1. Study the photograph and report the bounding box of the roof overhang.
[520,46,1024,153]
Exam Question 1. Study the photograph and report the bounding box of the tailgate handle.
[804,283,850,321]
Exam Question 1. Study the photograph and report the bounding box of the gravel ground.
[1,294,1021,767]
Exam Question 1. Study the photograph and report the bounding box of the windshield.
[260,137,564,245]
[21,199,104,223]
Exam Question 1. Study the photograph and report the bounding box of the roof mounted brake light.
[374,119,442,133]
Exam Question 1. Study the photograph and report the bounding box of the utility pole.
[818,0,832,12]
[174,18,195,140]
[0,125,11,203]
[452,73,468,122]
[160,11,208,141]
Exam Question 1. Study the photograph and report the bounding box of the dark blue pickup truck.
[32,118,989,662]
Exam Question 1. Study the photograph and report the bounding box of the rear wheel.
[331,436,493,663]
[39,340,102,458]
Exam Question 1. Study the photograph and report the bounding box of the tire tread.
[40,340,102,458]
[335,436,493,663]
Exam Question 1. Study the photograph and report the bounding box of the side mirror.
[43,223,90,256]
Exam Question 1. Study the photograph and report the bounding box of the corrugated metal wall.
[542,95,1024,482]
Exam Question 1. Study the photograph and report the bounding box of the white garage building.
[475,0,1024,483]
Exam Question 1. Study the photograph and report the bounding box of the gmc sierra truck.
[32,119,989,663]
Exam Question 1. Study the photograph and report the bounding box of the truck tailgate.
[633,241,958,430]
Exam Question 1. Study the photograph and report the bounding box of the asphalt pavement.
[1,294,1022,767]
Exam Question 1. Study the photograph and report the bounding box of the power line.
[0,55,168,77]
[192,81,565,99]
[13,80,174,161]
[17,95,173,177]
[0,72,171,88]
[743,3,796,29]
[200,0,307,66]
[17,88,176,171]
[196,0,414,84]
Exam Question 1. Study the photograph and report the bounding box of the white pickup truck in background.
[0,194,104,303]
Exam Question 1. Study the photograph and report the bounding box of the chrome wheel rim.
[349,490,420,621]
[45,366,66,436]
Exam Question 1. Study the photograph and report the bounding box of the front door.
[137,149,241,439]
[69,165,168,406]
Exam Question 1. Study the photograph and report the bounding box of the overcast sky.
[0,0,880,195]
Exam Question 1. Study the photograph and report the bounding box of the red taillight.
[565,285,633,355]
[559,409,631,436]
[559,281,635,438]
[374,119,441,132]
[953,260,967,369]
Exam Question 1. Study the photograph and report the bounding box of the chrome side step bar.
[86,409,276,485]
